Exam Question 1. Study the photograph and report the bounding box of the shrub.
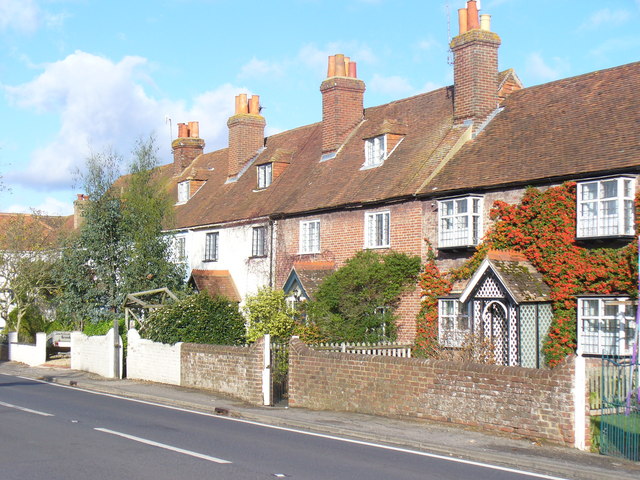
[306,250,421,343]
[244,288,297,342]
[140,292,245,345]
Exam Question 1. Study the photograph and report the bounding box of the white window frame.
[364,135,387,167]
[204,232,219,262]
[257,163,273,189]
[438,299,470,347]
[252,226,267,257]
[577,297,636,356]
[299,220,320,254]
[438,196,483,249]
[577,177,635,238]
[174,235,187,262]
[364,211,390,249]
[177,181,190,203]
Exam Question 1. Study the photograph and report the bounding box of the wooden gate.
[270,341,289,406]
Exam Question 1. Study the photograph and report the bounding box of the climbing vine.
[415,182,638,367]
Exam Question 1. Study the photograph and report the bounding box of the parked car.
[46,331,71,352]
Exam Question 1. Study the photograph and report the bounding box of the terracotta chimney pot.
[249,95,260,114]
[458,8,468,34]
[467,0,480,30]
[238,93,248,114]
[188,121,199,138]
[327,55,336,77]
[178,123,188,138]
[334,54,346,76]
[348,61,357,78]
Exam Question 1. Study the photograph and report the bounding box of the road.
[0,373,568,480]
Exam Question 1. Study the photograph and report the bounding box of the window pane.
[456,199,467,214]
[581,183,598,201]
[601,180,617,199]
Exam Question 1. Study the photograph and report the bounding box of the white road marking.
[0,400,54,417]
[94,427,232,464]
[3,373,567,479]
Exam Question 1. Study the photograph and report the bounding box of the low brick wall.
[71,329,122,379]
[181,336,265,405]
[289,338,576,445]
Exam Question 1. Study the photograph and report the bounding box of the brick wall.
[227,113,266,177]
[320,76,366,153]
[127,329,181,386]
[276,201,425,342]
[289,338,576,445]
[181,336,265,405]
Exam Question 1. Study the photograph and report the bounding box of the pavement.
[1,359,639,480]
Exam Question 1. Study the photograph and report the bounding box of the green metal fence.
[599,355,640,461]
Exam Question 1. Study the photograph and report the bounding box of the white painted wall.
[71,329,122,379]
[8,332,46,366]
[176,220,273,305]
[126,329,181,385]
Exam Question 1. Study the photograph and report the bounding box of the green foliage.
[5,305,47,343]
[56,137,186,326]
[306,250,421,343]
[140,292,245,345]
[244,288,298,342]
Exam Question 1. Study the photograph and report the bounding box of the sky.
[1,0,640,216]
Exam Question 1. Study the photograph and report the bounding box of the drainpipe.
[269,219,276,288]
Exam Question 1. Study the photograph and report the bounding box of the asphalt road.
[0,373,569,480]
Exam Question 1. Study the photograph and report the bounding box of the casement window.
[174,236,187,262]
[252,226,267,257]
[299,220,320,254]
[177,181,190,203]
[577,177,635,238]
[204,232,219,262]
[365,211,390,249]
[578,297,636,356]
[438,299,470,347]
[364,135,386,167]
[257,163,273,189]
[438,196,483,249]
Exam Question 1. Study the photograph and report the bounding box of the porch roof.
[459,251,551,304]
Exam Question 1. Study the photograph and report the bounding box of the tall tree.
[56,137,185,327]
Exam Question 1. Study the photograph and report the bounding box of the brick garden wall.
[181,336,265,405]
[288,338,576,445]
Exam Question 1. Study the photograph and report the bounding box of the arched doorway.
[482,301,508,365]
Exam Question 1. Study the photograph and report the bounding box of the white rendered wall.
[126,329,181,385]
[71,329,122,379]
[8,332,46,366]
[180,221,272,304]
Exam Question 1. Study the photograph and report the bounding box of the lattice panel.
[538,304,553,365]
[475,273,505,299]
[520,305,538,368]
[482,302,508,365]
[509,307,518,366]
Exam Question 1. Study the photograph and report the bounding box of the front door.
[482,301,508,365]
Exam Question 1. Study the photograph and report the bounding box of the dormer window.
[257,163,272,189]
[177,181,190,203]
[438,196,483,249]
[364,135,386,167]
[577,177,635,239]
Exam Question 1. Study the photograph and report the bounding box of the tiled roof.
[189,269,241,302]
[291,261,335,298]
[423,61,640,196]
[171,87,459,229]
[0,212,74,250]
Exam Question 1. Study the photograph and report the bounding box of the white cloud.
[589,36,640,58]
[0,0,64,33]
[579,8,630,30]
[5,196,73,216]
[369,74,416,96]
[238,57,284,79]
[4,51,246,189]
[0,0,41,33]
[523,52,569,83]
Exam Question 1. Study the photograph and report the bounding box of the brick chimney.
[73,194,89,230]
[172,121,205,175]
[320,54,366,156]
[451,1,501,125]
[227,94,265,178]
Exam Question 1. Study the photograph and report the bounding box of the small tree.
[244,287,298,342]
[305,250,421,343]
[140,292,245,345]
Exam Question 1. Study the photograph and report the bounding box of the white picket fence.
[311,341,412,357]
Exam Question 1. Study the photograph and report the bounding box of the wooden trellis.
[123,288,178,329]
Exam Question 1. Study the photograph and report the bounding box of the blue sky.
[1,0,640,216]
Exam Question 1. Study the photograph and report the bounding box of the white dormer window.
[438,196,483,249]
[177,181,190,203]
[364,135,386,167]
[577,177,635,238]
[257,163,272,189]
